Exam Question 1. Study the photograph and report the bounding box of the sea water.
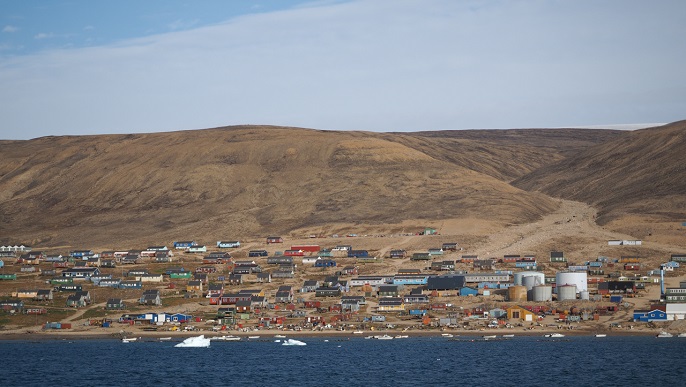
[0,336,684,386]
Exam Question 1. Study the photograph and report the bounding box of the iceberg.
[175,335,211,348]
[282,339,306,346]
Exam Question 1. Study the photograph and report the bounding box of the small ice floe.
[275,340,281,343]
[175,335,211,348]
[282,339,306,346]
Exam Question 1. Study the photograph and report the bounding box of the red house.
[267,236,284,244]
[284,250,305,257]
[291,245,320,253]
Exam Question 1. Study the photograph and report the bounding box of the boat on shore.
[274,335,286,338]
[594,334,607,338]
[441,333,454,338]
[212,335,241,341]
[657,331,673,338]
[544,333,565,338]
[482,335,497,340]
[158,337,172,341]
[353,331,364,334]
[122,337,137,343]
[502,334,515,338]
[374,334,393,340]
[247,336,260,339]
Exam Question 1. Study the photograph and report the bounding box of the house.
[154,251,173,262]
[140,290,162,306]
[101,259,117,268]
[411,253,430,261]
[256,272,272,283]
[70,250,95,258]
[0,299,24,312]
[427,275,466,291]
[348,250,369,258]
[403,293,430,304]
[249,249,269,258]
[442,242,458,251]
[459,287,479,297]
[106,298,126,310]
[284,250,305,257]
[272,266,296,279]
[633,309,668,322]
[195,266,217,274]
[267,236,284,244]
[228,274,243,285]
[275,291,293,303]
[506,306,537,322]
[389,249,407,259]
[550,251,566,263]
[301,280,319,293]
[121,255,142,265]
[217,241,241,248]
[236,300,252,313]
[62,267,100,279]
[431,260,456,271]
[598,281,636,295]
[188,245,207,254]
[127,269,149,277]
[20,265,36,273]
[13,289,39,299]
[314,259,337,268]
[341,296,365,312]
[207,283,225,298]
[378,285,401,297]
[267,256,294,265]
[173,241,197,249]
[315,287,341,297]
[474,259,496,271]
[99,278,122,288]
[66,291,91,308]
[377,297,405,312]
[428,248,444,256]
[340,266,359,276]
[460,255,478,263]
[187,280,203,293]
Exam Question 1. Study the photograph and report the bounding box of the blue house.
[460,287,479,296]
[169,313,193,323]
[173,241,196,249]
[119,280,143,289]
[70,250,95,258]
[633,309,668,322]
[348,250,369,258]
[315,259,337,268]
[217,241,240,248]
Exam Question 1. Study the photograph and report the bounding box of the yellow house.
[506,305,537,322]
[377,298,405,312]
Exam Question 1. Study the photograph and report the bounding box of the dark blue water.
[0,336,684,386]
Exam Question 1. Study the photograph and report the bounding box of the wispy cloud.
[83,25,95,31]
[2,25,19,33]
[34,32,54,40]
[167,19,199,31]
[1,0,685,140]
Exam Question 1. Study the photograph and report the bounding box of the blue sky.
[1,0,685,139]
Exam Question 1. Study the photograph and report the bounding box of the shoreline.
[0,326,663,341]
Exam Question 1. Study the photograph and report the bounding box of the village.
[2,225,686,340]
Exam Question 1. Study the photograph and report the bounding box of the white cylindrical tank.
[557,284,577,301]
[579,291,590,301]
[555,272,588,293]
[522,275,541,291]
[532,285,553,302]
[514,271,545,286]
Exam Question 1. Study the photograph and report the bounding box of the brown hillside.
[0,126,573,248]
[513,121,686,224]
[388,129,623,181]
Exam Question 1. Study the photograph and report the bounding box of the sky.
[1,0,684,140]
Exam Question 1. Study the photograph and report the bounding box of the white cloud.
[2,25,18,33]
[1,0,685,140]
[33,32,54,39]
[83,25,95,31]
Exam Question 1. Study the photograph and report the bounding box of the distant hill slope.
[0,126,621,248]
[513,121,686,224]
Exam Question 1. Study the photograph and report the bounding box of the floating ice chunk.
[282,339,306,346]
[175,335,211,348]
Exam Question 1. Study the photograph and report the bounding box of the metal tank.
[514,271,546,286]
[557,284,577,301]
[531,285,553,302]
[522,275,541,291]
[508,285,528,302]
[579,290,590,301]
[555,272,588,293]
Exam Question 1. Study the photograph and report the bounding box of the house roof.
[427,275,465,290]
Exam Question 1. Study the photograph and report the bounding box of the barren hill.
[0,126,620,248]
[513,121,686,225]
